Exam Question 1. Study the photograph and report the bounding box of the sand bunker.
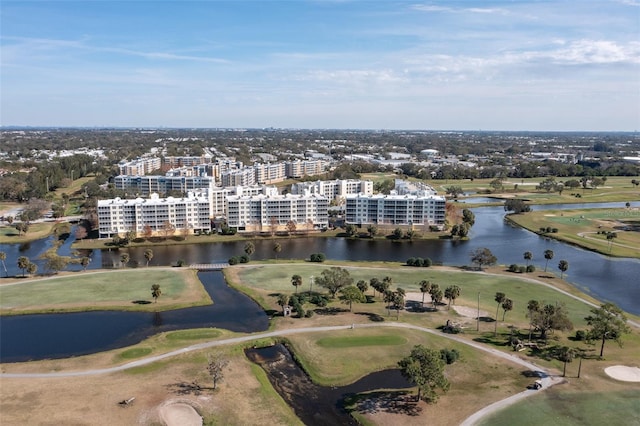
[159,402,202,426]
[452,305,489,319]
[604,366,640,382]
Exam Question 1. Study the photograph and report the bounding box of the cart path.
[0,322,561,425]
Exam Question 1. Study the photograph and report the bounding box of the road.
[0,322,562,425]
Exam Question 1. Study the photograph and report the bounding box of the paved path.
[0,322,561,425]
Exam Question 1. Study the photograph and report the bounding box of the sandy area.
[405,292,489,319]
[159,401,203,426]
[604,365,640,382]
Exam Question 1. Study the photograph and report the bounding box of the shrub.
[176,259,185,267]
[414,257,424,267]
[423,257,432,267]
[551,228,559,233]
[526,265,536,273]
[304,310,314,318]
[406,257,416,266]
[440,348,460,364]
[239,254,250,263]
[508,264,519,272]
[518,265,527,273]
[575,330,588,341]
[311,295,328,307]
[228,256,239,265]
[310,253,326,262]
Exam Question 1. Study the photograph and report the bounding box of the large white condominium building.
[290,179,374,201]
[285,159,327,179]
[226,192,329,233]
[98,192,211,238]
[345,193,446,228]
[114,175,214,195]
[209,185,278,218]
[118,157,162,176]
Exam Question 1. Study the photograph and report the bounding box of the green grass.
[118,347,153,359]
[165,329,222,341]
[0,269,211,314]
[507,207,640,258]
[234,264,603,328]
[0,221,57,244]
[479,389,640,426]
[316,334,407,348]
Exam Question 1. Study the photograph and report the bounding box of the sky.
[1,1,639,131]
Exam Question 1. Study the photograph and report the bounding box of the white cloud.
[549,40,640,64]
[411,4,510,15]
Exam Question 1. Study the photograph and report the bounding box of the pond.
[245,343,413,425]
[0,271,269,362]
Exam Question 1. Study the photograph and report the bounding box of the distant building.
[253,162,286,184]
[285,159,327,179]
[118,157,161,176]
[290,179,373,201]
[114,175,214,196]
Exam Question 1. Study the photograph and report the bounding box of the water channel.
[245,343,412,426]
[0,201,638,362]
[0,272,269,362]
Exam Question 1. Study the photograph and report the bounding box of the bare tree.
[207,353,229,390]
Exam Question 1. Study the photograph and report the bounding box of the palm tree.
[356,280,368,295]
[494,292,506,336]
[559,346,576,377]
[523,251,533,266]
[558,260,569,279]
[543,250,554,272]
[383,290,395,316]
[17,256,29,277]
[501,298,513,321]
[419,280,431,307]
[151,283,162,303]
[26,261,38,276]
[244,242,255,257]
[291,274,302,293]
[0,251,7,277]
[277,294,289,315]
[527,300,540,341]
[273,243,282,259]
[144,248,154,267]
[444,285,461,310]
[120,253,130,268]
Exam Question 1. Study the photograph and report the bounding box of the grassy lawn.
[287,328,532,425]
[0,268,212,314]
[424,176,639,205]
[229,263,607,329]
[507,207,640,258]
[479,389,640,426]
[0,221,58,244]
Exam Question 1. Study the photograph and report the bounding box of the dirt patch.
[604,365,640,382]
[451,305,489,319]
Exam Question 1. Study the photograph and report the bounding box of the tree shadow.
[343,390,422,417]
[314,307,349,316]
[132,300,151,305]
[355,312,385,322]
[166,381,210,396]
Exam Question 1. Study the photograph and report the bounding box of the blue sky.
[1,1,639,131]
